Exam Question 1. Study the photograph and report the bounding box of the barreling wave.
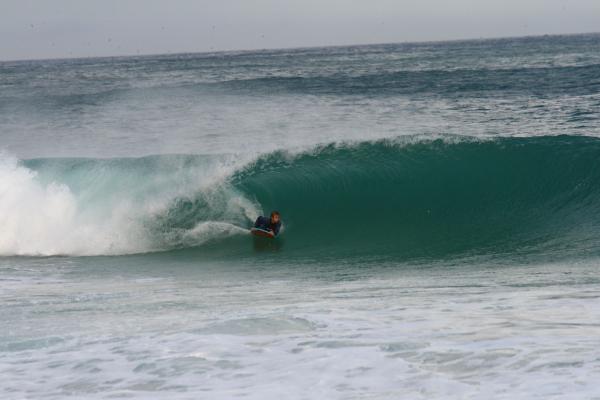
[2,135,600,261]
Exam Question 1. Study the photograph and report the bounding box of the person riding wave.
[253,211,282,236]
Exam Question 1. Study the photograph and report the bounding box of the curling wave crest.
[2,135,600,260]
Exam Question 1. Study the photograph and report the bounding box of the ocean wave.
[2,135,600,259]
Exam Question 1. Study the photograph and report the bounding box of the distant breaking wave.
[2,135,600,260]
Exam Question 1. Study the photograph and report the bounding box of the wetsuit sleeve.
[254,216,270,229]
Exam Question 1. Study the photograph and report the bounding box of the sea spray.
[1,153,258,255]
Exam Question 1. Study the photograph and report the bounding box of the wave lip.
[2,135,600,260]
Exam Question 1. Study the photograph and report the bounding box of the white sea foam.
[0,153,258,256]
[1,258,599,399]
[0,154,145,255]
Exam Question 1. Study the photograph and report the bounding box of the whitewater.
[2,33,600,399]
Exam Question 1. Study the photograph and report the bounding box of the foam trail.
[184,222,252,244]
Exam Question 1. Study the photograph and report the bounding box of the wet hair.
[271,211,280,218]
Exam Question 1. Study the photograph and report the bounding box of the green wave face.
[14,135,600,261]
[233,136,600,261]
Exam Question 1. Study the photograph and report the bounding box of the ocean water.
[1,33,600,399]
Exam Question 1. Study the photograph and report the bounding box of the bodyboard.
[251,227,275,239]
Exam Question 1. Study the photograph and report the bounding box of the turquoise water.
[1,34,600,399]
[13,135,600,260]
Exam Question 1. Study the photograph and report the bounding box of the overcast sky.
[1,0,599,61]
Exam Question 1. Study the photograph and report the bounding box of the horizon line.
[1,30,599,64]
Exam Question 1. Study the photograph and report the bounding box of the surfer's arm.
[272,222,281,236]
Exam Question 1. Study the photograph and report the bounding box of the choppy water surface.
[1,33,600,398]
[2,256,600,399]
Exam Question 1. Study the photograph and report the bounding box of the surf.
[2,135,600,260]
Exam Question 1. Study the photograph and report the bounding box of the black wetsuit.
[254,216,281,236]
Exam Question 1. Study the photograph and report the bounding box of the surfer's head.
[270,211,281,224]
